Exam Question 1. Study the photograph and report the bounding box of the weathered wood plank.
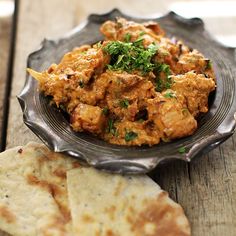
[5,0,236,236]
[6,0,83,148]
[0,0,14,150]
[0,0,17,235]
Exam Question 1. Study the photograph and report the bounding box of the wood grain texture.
[0,2,14,233]
[6,0,80,147]
[0,5,13,149]
[5,0,236,235]
[0,4,13,233]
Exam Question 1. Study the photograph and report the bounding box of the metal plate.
[18,9,236,174]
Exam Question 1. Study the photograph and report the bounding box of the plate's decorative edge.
[88,9,204,26]
[17,9,236,174]
[164,11,204,27]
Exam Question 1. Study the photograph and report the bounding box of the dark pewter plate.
[18,9,236,174]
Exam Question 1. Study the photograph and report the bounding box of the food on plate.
[0,143,191,236]
[67,167,191,236]
[28,18,216,146]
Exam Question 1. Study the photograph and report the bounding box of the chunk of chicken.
[100,17,164,46]
[67,70,154,115]
[104,71,156,121]
[66,71,112,112]
[154,38,186,68]
[70,104,105,134]
[27,46,109,106]
[174,49,216,80]
[171,71,216,117]
[50,46,109,84]
[147,91,197,140]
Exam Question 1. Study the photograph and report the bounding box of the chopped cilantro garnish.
[138,119,144,123]
[164,91,176,98]
[139,31,145,36]
[154,63,172,92]
[124,33,131,42]
[102,107,109,115]
[95,41,102,48]
[158,63,170,74]
[147,43,159,55]
[205,59,212,70]
[116,54,125,65]
[103,39,173,90]
[133,37,144,46]
[178,146,186,154]
[155,78,163,92]
[165,76,172,89]
[125,131,138,142]
[119,99,129,108]
[107,119,118,136]
[103,39,158,74]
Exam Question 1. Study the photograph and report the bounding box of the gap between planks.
[0,0,19,152]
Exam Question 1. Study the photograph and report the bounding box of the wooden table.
[0,0,235,235]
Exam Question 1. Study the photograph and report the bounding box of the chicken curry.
[28,18,216,146]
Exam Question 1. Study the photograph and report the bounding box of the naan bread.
[67,168,191,236]
[0,142,191,236]
[0,142,80,236]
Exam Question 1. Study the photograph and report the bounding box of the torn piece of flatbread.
[67,168,191,236]
[0,142,80,236]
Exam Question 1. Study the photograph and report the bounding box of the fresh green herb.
[80,51,87,55]
[133,37,144,46]
[116,55,125,65]
[164,91,176,98]
[125,131,138,142]
[205,60,212,70]
[103,39,158,74]
[139,31,145,36]
[107,119,118,136]
[124,33,131,42]
[102,107,109,115]
[119,99,129,108]
[155,63,170,75]
[107,119,114,133]
[79,81,84,88]
[155,78,163,92]
[178,146,186,154]
[154,63,172,92]
[165,76,172,89]
[147,43,159,54]
[95,41,102,48]
[138,119,144,123]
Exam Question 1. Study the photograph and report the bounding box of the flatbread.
[67,168,191,236]
[0,142,191,236]
[0,142,80,236]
